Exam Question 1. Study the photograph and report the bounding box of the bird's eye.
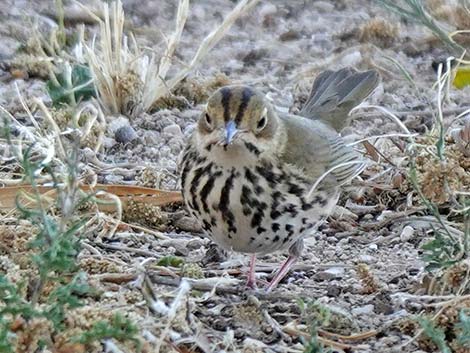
[205,113,212,126]
[257,116,267,130]
[257,109,268,131]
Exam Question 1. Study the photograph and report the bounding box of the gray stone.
[163,123,183,137]
[351,304,374,316]
[312,1,335,13]
[314,267,344,281]
[326,284,342,297]
[115,125,138,143]
[258,3,277,18]
[400,226,414,242]
[107,115,131,134]
[142,131,160,145]
[358,255,375,264]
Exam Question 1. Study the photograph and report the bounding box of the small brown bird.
[180,68,379,291]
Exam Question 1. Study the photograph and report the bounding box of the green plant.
[455,309,470,347]
[418,316,452,353]
[46,64,96,106]
[76,313,141,349]
[297,299,331,353]
[157,255,184,267]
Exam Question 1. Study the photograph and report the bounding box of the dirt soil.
[0,0,469,352]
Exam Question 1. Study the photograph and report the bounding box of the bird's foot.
[245,277,258,290]
[265,255,298,293]
[245,253,258,289]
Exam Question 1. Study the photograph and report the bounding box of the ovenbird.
[180,68,379,291]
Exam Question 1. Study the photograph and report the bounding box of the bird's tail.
[300,68,379,132]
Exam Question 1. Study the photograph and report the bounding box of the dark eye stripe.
[220,87,232,123]
[235,87,255,124]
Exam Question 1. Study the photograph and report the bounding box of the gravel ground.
[0,0,469,352]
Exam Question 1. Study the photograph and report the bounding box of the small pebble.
[351,304,374,316]
[340,50,362,67]
[326,284,342,297]
[108,115,131,134]
[258,3,277,18]
[142,131,160,145]
[187,239,204,250]
[368,243,378,252]
[163,123,183,137]
[115,125,138,143]
[377,210,394,221]
[358,254,374,264]
[312,1,335,12]
[314,267,344,281]
[400,225,414,242]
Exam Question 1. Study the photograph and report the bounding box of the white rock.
[105,174,123,183]
[377,210,394,221]
[368,243,378,252]
[314,268,343,281]
[107,115,131,134]
[163,123,183,137]
[325,267,345,277]
[258,3,277,18]
[358,254,375,264]
[400,226,414,242]
[352,304,374,316]
[312,1,335,13]
[340,51,362,67]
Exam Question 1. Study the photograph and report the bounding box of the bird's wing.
[279,113,365,186]
[299,68,379,132]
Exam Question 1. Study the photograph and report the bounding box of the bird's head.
[196,85,282,158]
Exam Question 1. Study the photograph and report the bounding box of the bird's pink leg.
[266,255,298,292]
[245,253,257,289]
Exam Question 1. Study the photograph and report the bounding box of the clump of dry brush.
[82,0,259,118]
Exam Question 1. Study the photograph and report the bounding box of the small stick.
[95,273,138,284]
[318,328,378,341]
[118,219,171,240]
[283,325,360,350]
[353,106,470,120]
[96,242,158,257]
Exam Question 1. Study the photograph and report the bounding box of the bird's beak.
[224,120,238,145]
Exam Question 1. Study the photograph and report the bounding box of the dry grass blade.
[83,0,131,115]
[282,323,365,350]
[141,0,190,112]
[159,0,261,101]
[363,141,380,162]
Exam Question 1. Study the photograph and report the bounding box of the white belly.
[181,150,339,254]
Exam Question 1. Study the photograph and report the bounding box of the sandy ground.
[0,0,469,352]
